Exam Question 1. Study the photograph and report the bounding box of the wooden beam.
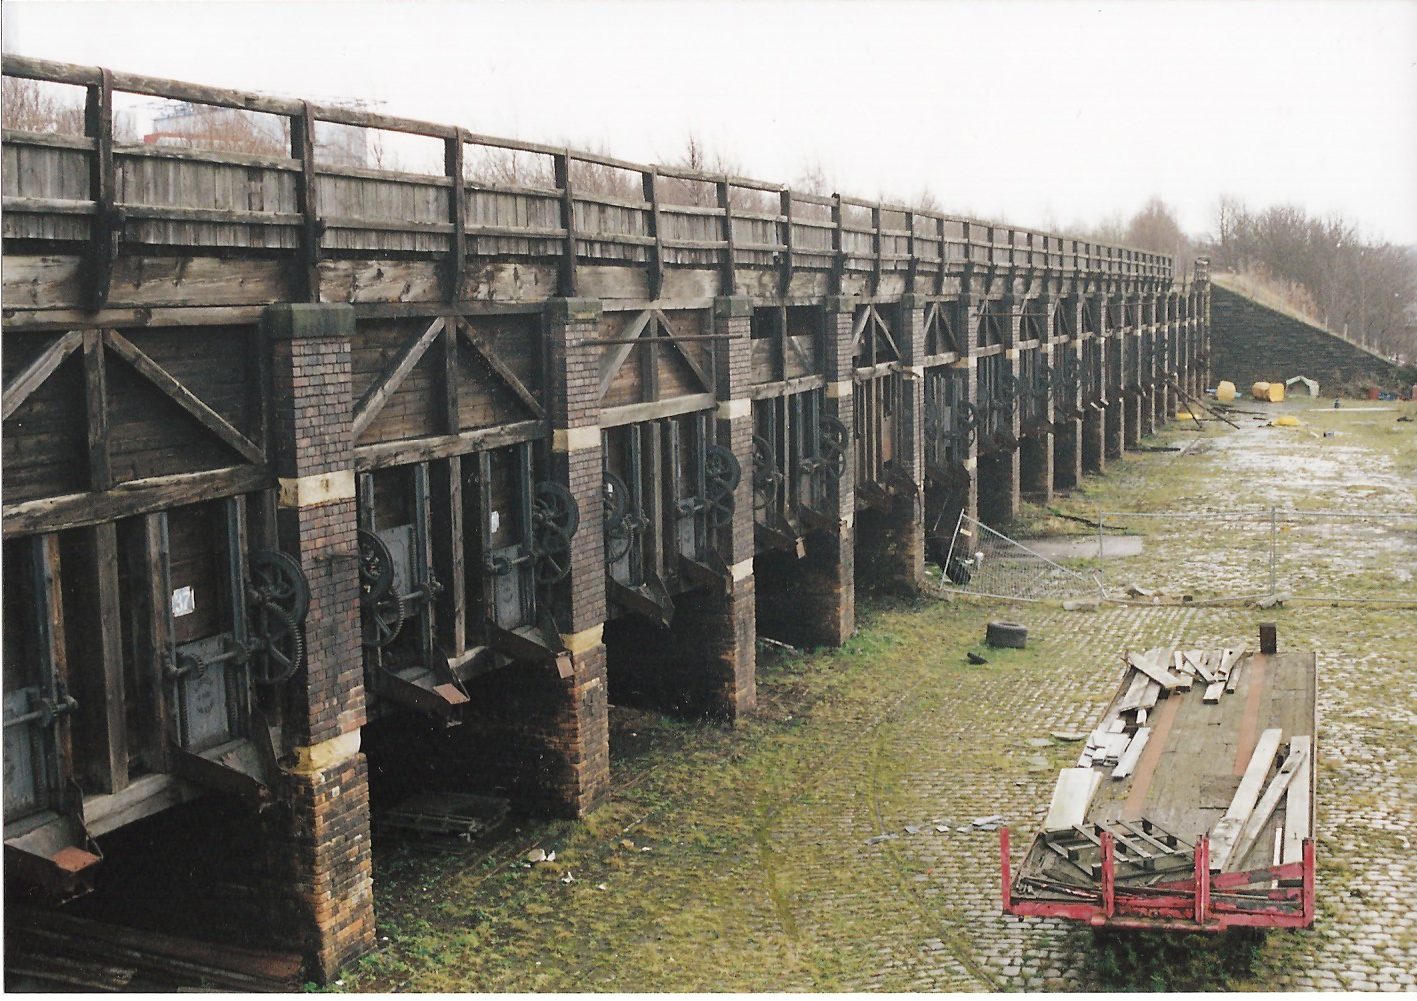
[102,329,264,465]
[3,464,273,539]
[291,101,321,303]
[353,417,546,471]
[136,511,173,773]
[596,309,652,400]
[83,328,112,491]
[454,317,545,420]
[1225,744,1309,872]
[1210,727,1283,871]
[554,151,578,297]
[84,68,116,311]
[779,188,794,297]
[80,522,130,793]
[2,329,83,421]
[598,392,715,429]
[717,176,736,293]
[350,316,447,440]
[441,317,461,434]
[444,131,466,302]
[1281,735,1313,864]
[827,195,838,294]
[430,456,466,657]
[642,168,665,300]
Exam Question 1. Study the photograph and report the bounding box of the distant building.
[146,102,370,167]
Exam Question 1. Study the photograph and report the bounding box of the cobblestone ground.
[348,401,1417,993]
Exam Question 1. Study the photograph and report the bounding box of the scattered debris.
[966,651,989,665]
[864,834,897,846]
[1026,737,1054,748]
[1062,598,1100,612]
[1253,592,1290,609]
[904,825,920,835]
[1126,583,1155,597]
[1051,730,1088,743]
[560,871,575,884]
[597,883,609,891]
[972,814,1005,828]
[526,848,547,863]
[759,636,799,653]
[934,825,951,834]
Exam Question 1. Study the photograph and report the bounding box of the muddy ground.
[341,399,1417,992]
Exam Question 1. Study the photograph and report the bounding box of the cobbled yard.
[344,400,1417,993]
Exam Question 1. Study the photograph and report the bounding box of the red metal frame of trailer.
[1000,827,1316,931]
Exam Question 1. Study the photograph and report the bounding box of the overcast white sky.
[4,0,1416,245]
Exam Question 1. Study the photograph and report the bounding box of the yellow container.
[1216,380,1236,403]
[1273,415,1300,427]
[1268,382,1285,403]
[1175,410,1197,420]
[1251,381,1270,400]
[1251,381,1285,403]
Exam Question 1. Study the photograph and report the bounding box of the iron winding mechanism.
[168,549,311,686]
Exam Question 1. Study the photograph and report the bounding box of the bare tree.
[2,76,85,134]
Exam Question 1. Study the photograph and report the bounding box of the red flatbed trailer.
[1001,629,1317,931]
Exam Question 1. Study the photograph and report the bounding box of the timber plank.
[1210,727,1283,871]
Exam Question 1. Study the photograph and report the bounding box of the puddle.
[1027,535,1144,559]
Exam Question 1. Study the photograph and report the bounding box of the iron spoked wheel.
[819,416,849,480]
[533,481,580,540]
[248,549,311,624]
[362,591,407,649]
[923,400,943,443]
[357,530,394,602]
[531,482,579,586]
[751,435,781,512]
[704,444,741,530]
[602,471,635,564]
[250,600,305,685]
[603,471,629,534]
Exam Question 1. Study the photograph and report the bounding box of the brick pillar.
[857,295,925,593]
[665,296,757,717]
[1164,294,1179,421]
[1021,296,1056,502]
[262,303,374,983]
[957,294,980,527]
[979,298,1021,523]
[772,297,855,647]
[1124,322,1142,450]
[1054,298,1083,491]
[536,297,610,816]
[1101,297,1125,461]
[1082,294,1106,474]
[605,300,757,719]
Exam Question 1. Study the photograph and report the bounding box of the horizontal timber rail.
[3,54,1173,322]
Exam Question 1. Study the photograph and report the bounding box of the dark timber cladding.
[0,53,1210,983]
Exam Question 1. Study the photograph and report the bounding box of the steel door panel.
[3,688,45,817]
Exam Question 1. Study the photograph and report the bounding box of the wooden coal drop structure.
[594,307,744,627]
[747,304,844,557]
[918,296,971,563]
[0,52,1205,982]
[4,494,311,900]
[348,306,580,723]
